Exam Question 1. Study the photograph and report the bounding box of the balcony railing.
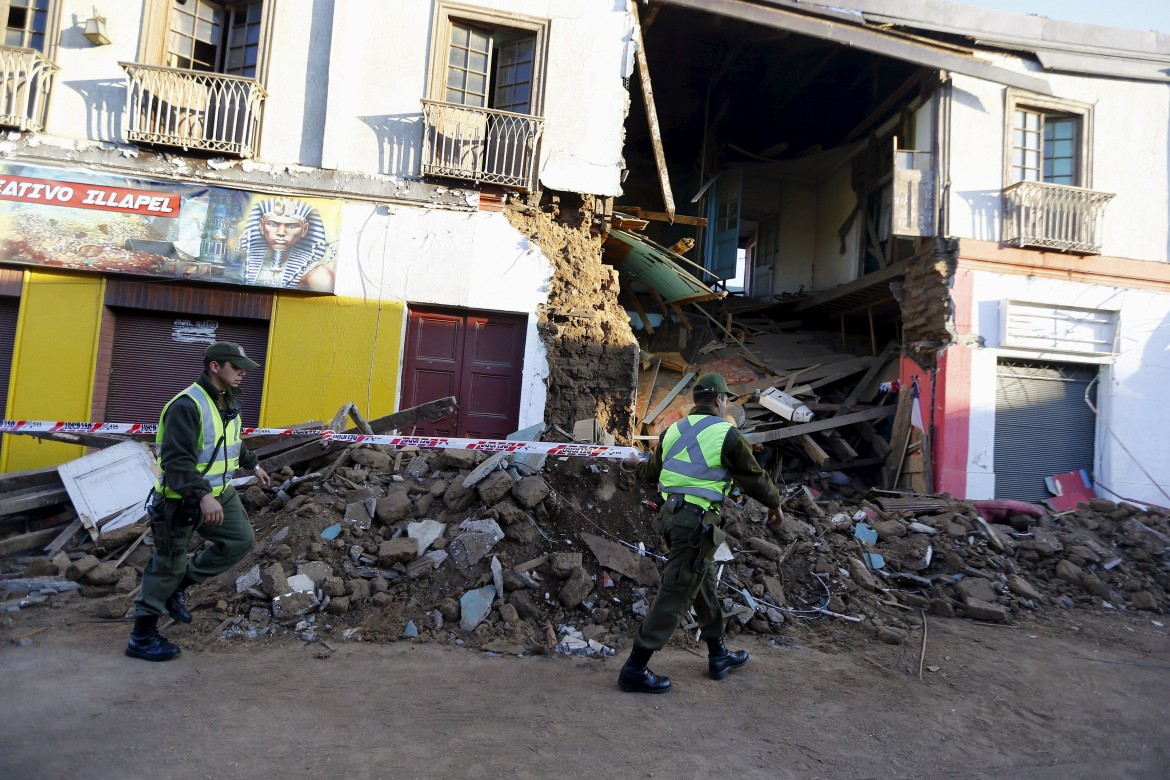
[120,63,267,158]
[0,45,58,133]
[421,99,543,191]
[1003,180,1115,254]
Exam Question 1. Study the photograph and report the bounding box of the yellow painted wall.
[261,294,404,426]
[1,270,104,472]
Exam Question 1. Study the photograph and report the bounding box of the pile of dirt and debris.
[4,440,1167,656]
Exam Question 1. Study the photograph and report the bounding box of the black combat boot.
[618,645,671,694]
[165,577,194,624]
[707,635,748,679]
[125,615,182,662]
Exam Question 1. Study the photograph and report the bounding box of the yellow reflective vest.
[657,414,733,509]
[156,383,242,498]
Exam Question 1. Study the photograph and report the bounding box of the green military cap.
[204,341,260,371]
[694,372,731,395]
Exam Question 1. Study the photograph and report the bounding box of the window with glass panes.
[3,0,50,51]
[168,0,261,76]
[445,21,534,114]
[1011,109,1079,185]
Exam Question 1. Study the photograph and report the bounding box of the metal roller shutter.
[105,311,268,428]
[0,298,18,416]
[994,361,1097,502]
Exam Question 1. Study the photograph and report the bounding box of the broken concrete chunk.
[286,573,315,594]
[460,585,496,632]
[404,456,430,480]
[235,564,262,593]
[458,518,504,543]
[462,451,508,489]
[272,590,319,618]
[511,476,550,509]
[343,499,374,530]
[580,532,659,586]
[407,519,447,554]
[449,532,498,570]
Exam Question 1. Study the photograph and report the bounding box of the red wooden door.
[402,307,525,438]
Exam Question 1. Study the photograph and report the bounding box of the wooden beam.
[0,525,67,556]
[623,288,655,335]
[881,387,915,489]
[796,435,829,466]
[744,405,896,445]
[645,372,696,426]
[627,207,708,227]
[260,397,457,472]
[629,0,676,220]
[836,342,898,417]
[0,485,70,517]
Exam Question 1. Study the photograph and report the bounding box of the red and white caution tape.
[0,419,639,460]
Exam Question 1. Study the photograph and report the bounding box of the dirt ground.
[1,607,1167,779]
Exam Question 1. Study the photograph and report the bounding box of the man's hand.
[766,506,784,527]
[254,466,271,488]
[200,493,224,526]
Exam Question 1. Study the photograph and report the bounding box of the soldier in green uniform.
[125,341,270,662]
[618,373,782,693]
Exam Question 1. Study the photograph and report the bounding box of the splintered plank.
[881,387,915,490]
[743,406,896,445]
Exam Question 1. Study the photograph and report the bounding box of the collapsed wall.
[505,193,639,442]
[898,236,959,369]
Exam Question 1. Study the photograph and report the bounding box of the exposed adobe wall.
[505,193,639,442]
[899,236,959,369]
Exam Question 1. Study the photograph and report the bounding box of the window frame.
[138,0,274,84]
[1003,88,1095,189]
[0,0,63,61]
[427,1,548,118]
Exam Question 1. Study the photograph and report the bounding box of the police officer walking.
[126,341,270,661]
[618,373,782,693]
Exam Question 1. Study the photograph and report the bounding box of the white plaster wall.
[333,205,553,429]
[45,0,149,142]
[947,65,1170,263]
[964,270,1170,506]
[318,0,631,195]
[40,1,629,196]
[812,164,859,290]
[775,180,816,295]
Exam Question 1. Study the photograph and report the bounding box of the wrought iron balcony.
[120,63,267,158]
[421,99,543,191]
[0,45,58,133]
[1002,180,1115,254]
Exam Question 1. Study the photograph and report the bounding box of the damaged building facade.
[614,0,1170,506]
[0,0,638,473]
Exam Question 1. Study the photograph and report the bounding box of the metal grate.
[1002,180,1114,254]
[0,45,57,132]
[420,99,543,191]
[120,62,267,158]
[994,361,1097,502]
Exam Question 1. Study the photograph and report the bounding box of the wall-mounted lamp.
[82,10,111,46]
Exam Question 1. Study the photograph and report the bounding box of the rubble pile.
[4,442,1167,653]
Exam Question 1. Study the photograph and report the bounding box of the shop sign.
[0,162,341,292]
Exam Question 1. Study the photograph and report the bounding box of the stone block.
[375,491,414,524]
[558,567,594,608]
[65,555,100,582]
[491,499,528,526]
[325,595,351,615]
[476,469,515,505]
[460,585,496,632]
[955,577,997,603]
[271,591,318,618]
[444,480,477,512]
[235,564,262,593]
[350,449,392,471]
[83,562,121,586]
[873,520,908,540]
[286,573,315,593]
[964,597,1007,622]
[1055,559,1084,584]
[549,552,583,579]
[1006,574,1042,602]
[511,476,550,509]
[407,519,447,554]
[322,575,346,597]
[847,558,881,592]
[261,563,289,597]
[377,537,419,566]
[346,579,372,600]
[876,626,908,645]
[746,537,783,561]
[404,456,431,479]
